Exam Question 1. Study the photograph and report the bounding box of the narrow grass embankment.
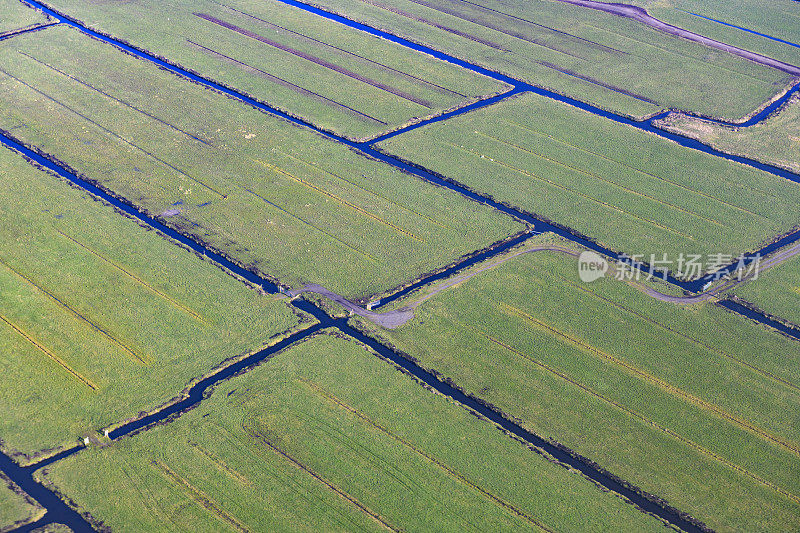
[658,92,800,174]
[624,0,800,68]
[40,334,668,532]
[0,473,43,532]
[360,238,800,532]
[0,0,50,37]
[0,146,304,459]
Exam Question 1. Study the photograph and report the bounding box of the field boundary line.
[476,131,724,227]
[116,457,185,530]
[559,276,800,394]
[240,186,379,263]
[0,67,226,199]
[458,321,800,506]
[455,0,629,56]
[185,38,388,125]
[256,159,424,242]
[194,12,433,108]
[211,0,467,97]
[353,0,512,52]
[242,424,398,531]
[18,51,214,147]
[151,459,250,532]
[206,418,380,532]
[298,377,554,532]
[567,18,781,84]
[0,313,97,391]
[501,118,771,219]
[499,302,800,457]
[443,140,696,240]
[279,150,449,229]
[187,440,254,488]
[0,255,146,364]
[56,229,207,325]
[405,0,589,61]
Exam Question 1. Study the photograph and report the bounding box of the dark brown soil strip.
[211,0,467,97]
[194,13,433,108]
[186,39,387,125]
[244,426,399,531]
[537,60,659,104]
[455,0,629,56]
[553,0,800,77]
[358,0,511,52]
[18,51,215,147]
[405,0,589,61]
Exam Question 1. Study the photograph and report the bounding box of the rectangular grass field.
[0,146,305,459]
[360,235,800,532]
[34,0,508,139]
[0,0,50,36]
[39,333,669,533]
[0,25,521,300]
[289,0,792,120]
[376,92,800,278]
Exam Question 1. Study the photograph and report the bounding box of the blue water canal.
[18,0,800,295]
[0,132,712,533]
[2,0,800,530]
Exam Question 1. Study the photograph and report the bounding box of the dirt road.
[290,239,800,328]
[641,239,800,304]
[553,0,800,77]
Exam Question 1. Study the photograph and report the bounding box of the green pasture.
[29,524,72,533]
[377,92,800,277]
[734,251,800,326]
[359,237,800,532]
[629,0,800,68]
[40,333,667,532]
[284,0,790,119]
[0,26,520,300]
[0,0,49,36]
[34,0,506,139]
[660,93,800,173]
[0,473,41,531]
[0,146,304,459]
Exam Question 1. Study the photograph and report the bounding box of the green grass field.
[0,0,50,36]
[659,93,800,173]
[276,0,794,119]
[734,252,800,326]
[0,26,520,299]
[39,333,668,532]
[628,0,800,68]
[0,146,305,459]
[358,235,800,532]
[0,473,42,531]
[35,0,507,139]
[29,524,71,533]
[377,93,800,277]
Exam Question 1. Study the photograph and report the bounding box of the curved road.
[293,240,800,328]
[554,0,800,77]
[642,239,800,304]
